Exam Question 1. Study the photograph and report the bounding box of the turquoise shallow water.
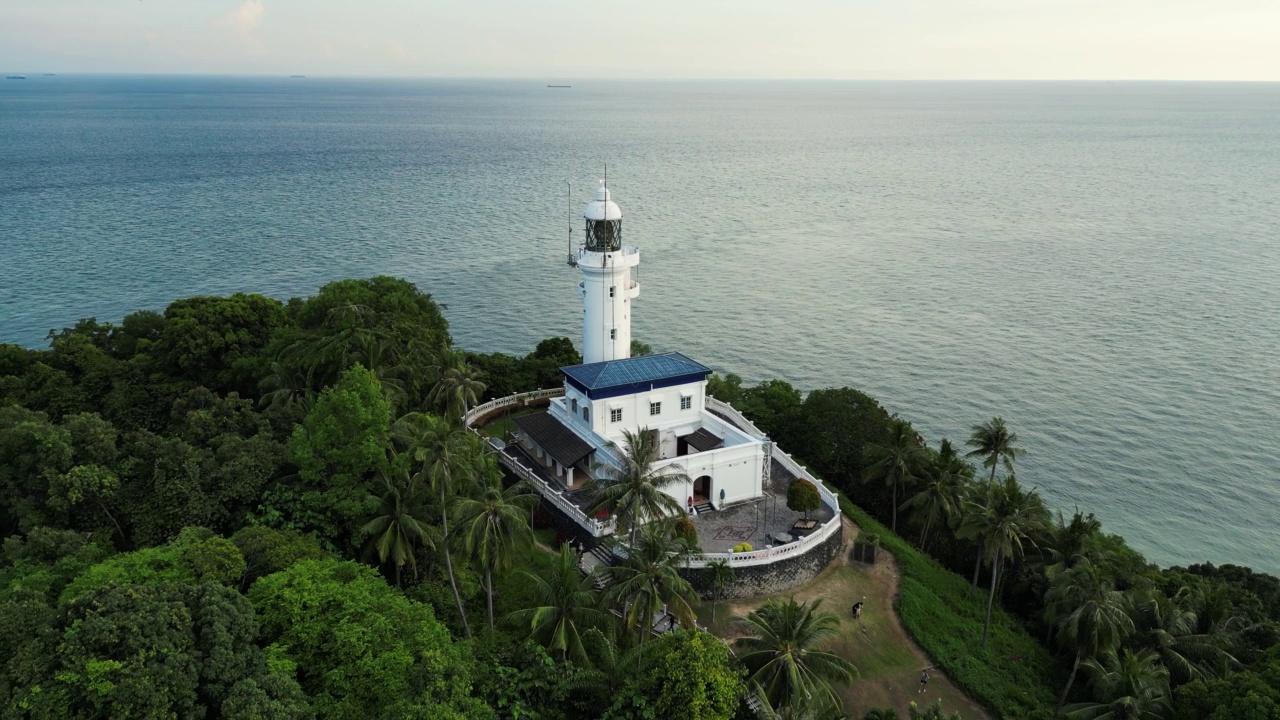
[2,77,1278,572]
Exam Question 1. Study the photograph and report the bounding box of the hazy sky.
[2,0,1277,80]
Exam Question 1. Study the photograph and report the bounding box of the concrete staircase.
[692,501,715,515]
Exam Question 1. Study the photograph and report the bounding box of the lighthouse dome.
[583,182,622,221]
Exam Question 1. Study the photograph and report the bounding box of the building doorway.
[692,475,712,503]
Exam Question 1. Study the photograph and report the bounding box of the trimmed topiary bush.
[786,477,821,520]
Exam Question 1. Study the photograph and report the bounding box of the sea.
[1,76,1277,573]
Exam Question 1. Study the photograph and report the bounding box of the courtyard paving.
[689,486,836,554]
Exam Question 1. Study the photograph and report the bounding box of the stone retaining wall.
[680,521,844,600]
[516,473,844,601]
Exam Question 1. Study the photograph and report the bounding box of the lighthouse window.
[649,402,662,416]
[610,329,616,340]
[610,408,623,423]
[681,396,692,410]
[609,286,615,298]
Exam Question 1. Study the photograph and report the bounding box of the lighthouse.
[577,181,640,364]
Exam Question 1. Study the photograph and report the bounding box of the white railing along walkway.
[462,387,563,427]
[490,439,616,538]
[704,397,768,440]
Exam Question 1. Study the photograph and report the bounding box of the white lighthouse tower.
[577,181,640,364]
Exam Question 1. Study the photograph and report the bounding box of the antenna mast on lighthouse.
[566,181,577,267]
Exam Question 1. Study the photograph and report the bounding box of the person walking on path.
[918,669,930,694]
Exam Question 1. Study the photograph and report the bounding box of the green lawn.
[836,495,1063,719]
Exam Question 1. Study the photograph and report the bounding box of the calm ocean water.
[2,77,1277,572]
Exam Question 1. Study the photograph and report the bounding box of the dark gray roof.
[512,412,594,468]
[683,428,724,453]
[560,352,711,393]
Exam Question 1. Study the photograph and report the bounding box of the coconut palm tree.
[505,543,606,665]
[563,627,655,704]
[706,558,736,626]
[258,359,316,414]
[1063,648,1173,720]
[861,418,928,534]
[454,470,537,631]
[735,597,858,711]
[360,466,439,587]
[901,439,970,550]
[587,428,689,548]
[753,682,848,720]
[957,479,996,592]
[1125,586,1239,685]
[429,348,486,421]
[1045,561,1134,716]
[392,411,473,636]
[965,417,1024,484]
[960,474,1047,650]
[602,520,701,643]
[1041,510,1104,581]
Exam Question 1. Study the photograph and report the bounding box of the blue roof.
[561,352,712,398]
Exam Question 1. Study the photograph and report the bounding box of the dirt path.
[700,516,990,719]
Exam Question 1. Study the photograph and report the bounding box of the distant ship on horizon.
[6,75,27,80]
[547,84,571,88]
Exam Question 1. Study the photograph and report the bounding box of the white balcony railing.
[462,387,564,427]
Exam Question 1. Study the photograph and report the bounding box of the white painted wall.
[578,247,640,364]
[590,379,707,442]
[653,441,765,510]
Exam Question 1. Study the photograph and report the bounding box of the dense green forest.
[1,277,1276,719]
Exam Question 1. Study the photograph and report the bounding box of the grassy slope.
[837,493,1062,719]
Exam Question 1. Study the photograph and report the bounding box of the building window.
[571,398,578,413]
[681,396,692,410]
[609,286,615,298]
[583,407,590,421]
[610,408,622,423]
[649,402,662,416]
[610,329,616,340]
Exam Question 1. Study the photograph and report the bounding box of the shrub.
[786,477,821,519]
[731,543,753,553]
[673,515,698,544]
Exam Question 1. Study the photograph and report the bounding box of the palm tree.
[735,597,858,711]
[706,558,735,626]
[753,682,848,720]
[960,474,1047,650]
[563,627,656,705]
[360,466,439,587]
[587,428,689,548]
[901,439,970,550]
[861,418,928,534]
[1042,510,1104,581]
[1045,561,1134,716]
[454,470,536,631]
[258,359,316,414]
[504,543,606,665]
[1125,586,1239,685]
[965,417,1024,484]
[392,411,473,636]
[957,479,996,591]
[429,348,486,421]
[1063,649,1173,720]
[602,521,701,643]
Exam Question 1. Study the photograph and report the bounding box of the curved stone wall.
[680,521,844,600]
